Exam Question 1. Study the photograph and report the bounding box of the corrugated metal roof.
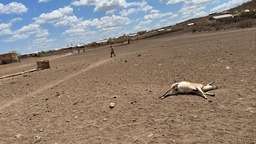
[213,14,234,19]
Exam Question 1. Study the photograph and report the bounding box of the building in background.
[0,52,19,64]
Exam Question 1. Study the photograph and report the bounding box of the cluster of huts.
[1,7,254,65]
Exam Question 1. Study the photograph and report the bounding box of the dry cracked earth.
[0,28,255,144]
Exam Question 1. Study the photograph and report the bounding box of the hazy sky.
[0,0,251,54]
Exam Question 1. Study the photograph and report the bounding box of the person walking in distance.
[110,45,116,57]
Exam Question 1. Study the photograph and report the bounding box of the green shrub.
[107,38,114,44]
[240,11,256,19]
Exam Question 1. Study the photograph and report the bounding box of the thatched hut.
[0,52,19,64]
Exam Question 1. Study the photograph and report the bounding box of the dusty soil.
[0,28,255,144]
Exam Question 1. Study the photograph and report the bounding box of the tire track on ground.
[0,58,112,110]
[0,53,73,77]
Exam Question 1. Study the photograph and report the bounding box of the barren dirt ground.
[0,28,255,144]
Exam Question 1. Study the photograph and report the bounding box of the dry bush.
[137,30,147,35]
[238,20,254,28]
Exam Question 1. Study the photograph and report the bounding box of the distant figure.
[83,48,85,53]
[110,45,116,57]
[18,56,21,63]
[77,47,80,54]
